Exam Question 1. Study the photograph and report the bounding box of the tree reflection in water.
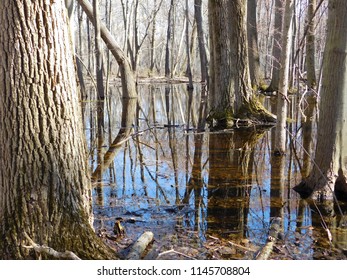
[81,84,347,259]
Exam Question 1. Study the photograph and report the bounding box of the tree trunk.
[274,0,294,155]
[0,0,116,259]
[306,0,317,89]
[78,0,137,99]
[165,0,174,78]
[247,0,263,89]
[150,0,158,76]
[294,0,347,200]
[94,0,105,99]
[208,0,250,126]
[208,0,275,128]
[194,0,209,85]
[185,0,194,90]
[267,0,284,92]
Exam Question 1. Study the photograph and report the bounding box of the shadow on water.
[82,84,347,260]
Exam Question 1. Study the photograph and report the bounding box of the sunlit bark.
[294,0,347,200]
[208,0,275,128]
[0,0,116,259]
[78,0,137,99]
[274,0,294,155]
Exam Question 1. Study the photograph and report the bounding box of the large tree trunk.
[294,0,347,201]
[208,0,275,128]
[208,0,250,125]
[0,0,116,259]
[208,0,234,125]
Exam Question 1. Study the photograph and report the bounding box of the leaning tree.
[294,0,347,201]
[0,0,116,259]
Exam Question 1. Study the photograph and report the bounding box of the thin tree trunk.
[306,0,317,89]
[78,0,137,99]
[185,0,194,90]
[165,0,174,78]
[150,0,158,76]
[94,0,105,99]
[194,0,209,85]
[267,0,284,92]
[274,0,294,155]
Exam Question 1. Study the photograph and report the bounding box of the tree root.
[237,98,277,124]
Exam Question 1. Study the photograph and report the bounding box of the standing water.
[82,83,347,260]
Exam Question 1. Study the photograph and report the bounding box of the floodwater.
[82,83,347,260]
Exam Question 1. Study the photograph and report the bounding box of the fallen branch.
[22,232,81,260]
[228,241,257,253]
[255,217,282,260]
[157,249,196,260]
[126,231,154,260]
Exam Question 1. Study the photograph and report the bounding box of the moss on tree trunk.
[208,95,276,128]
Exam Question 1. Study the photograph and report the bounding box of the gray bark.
[274,0,294,155]
[247,0,262,88]
[94,0,105,99]
[0,0,116,259]
[78,0,137,98]
[194,0,209,84]
[267,0,284,92]
[294,0,347,200]
[306,0,317,89]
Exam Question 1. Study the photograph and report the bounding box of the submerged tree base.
[294,171,347,201]
[207,97,276,129]
[237,97,277,123]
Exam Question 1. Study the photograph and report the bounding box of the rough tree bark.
[208,0,275,128]
[0,0,116,259]
[294,0,347,200]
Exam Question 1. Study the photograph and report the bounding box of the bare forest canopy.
[72,0,327,83]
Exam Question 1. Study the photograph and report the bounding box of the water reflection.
[82,84,347,259]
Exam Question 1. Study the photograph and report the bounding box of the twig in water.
[157,248,196,260]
